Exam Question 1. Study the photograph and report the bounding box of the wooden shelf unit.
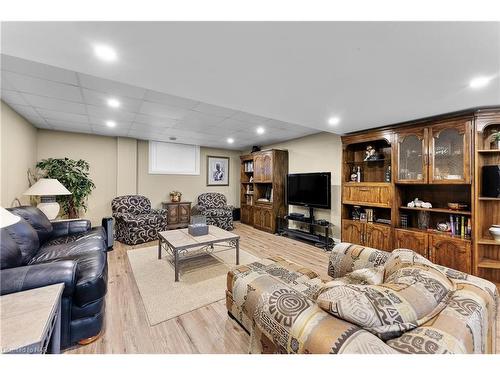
[239,150,288,233]
[342,108,500,279]
[473,109,500,284]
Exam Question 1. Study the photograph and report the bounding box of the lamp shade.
[0,207,21,228]
[23,178,71,196]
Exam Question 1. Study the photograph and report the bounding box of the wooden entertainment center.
[239,149,288,233]
[341,107,500,285]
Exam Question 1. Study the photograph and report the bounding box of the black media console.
[277,207,334,251]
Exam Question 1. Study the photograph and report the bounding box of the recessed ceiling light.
[107,98,120,108]
[328,117,340,126]
[227,138,234,144]
[93,44,117,62]
[469,76,492,89]
[256,126,265,135]
[105,120,116,128]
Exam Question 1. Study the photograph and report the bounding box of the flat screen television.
[287,172,331,209]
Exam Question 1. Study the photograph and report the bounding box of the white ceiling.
[0,55,317,149]
[1,22,499,142]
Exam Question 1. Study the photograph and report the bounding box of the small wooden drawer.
[342,183,392,208]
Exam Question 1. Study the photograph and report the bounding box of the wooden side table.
[1,283,64,354]
[161,201,191,230]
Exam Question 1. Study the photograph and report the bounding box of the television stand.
[278,207,334,251]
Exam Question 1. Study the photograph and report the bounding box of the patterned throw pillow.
[317,249,456,340]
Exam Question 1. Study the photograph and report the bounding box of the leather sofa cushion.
[9,206,53,244]
[30,233,106,264]
[317,249,455,340]
[43,227,106,247]
[3,218,40,265]
[0,228,23,269]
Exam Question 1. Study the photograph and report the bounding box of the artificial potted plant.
[35,158,95,218]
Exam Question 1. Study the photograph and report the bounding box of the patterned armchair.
[194,193,234,230]
[111,195,168,245]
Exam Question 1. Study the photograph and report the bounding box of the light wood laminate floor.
[67,223,500,354]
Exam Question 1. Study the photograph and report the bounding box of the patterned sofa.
[226,243,498,354]
[194,192,234,230]
[111,195,168,245]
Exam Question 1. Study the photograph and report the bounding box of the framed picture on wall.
[207,156,229,186]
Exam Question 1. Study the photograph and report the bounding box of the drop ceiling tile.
[86,105,136,122]
[217,118,252,131]
[192,102,238,118]
[51,126,93,135]
[1,75,16,90]
[1,89,29,105]
[81,89,143,113]
[3,71,83,102]
[139,101,188,120]
[78,73,146,99]
[89,117,132,129]
[144,90,199,109]
[21,114,50,128]
[92,126,130,137]
[44,118,90,129]
[134,114,178,128]
[38,108,89,123]
[21,93,87,114]
[230,111,269,125]
[1,54,79,85]
[8,104,41,118]
[178,111,226,128]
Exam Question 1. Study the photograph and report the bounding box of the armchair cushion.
[111,195,151,215]
[111,195,167,245]
[204,208,233,217]
[198,192,227,209]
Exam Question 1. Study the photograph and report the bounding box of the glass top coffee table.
[158,225,240,282]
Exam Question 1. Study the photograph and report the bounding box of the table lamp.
[0,206,21,228]
[23,178,71,220]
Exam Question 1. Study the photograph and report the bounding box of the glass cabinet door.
[395,128,427,183]
[429,121,471,184]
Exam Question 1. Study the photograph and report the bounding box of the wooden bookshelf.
[240,150,288,233]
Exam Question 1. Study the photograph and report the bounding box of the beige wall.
[263,132,343,238]
[0,101,38,207]
[33,131,241,225]
[116,137,138,196]
[37,130,118,225]
[137,140,241,208]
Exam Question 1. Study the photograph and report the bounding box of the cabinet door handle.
[358,188,370,191]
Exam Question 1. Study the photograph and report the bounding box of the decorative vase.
[417,211,430,230]
[489,225,500,242]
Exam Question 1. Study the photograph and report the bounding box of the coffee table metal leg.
[158,238,162,260]
[236,239,240,265]
[174,249,179,282]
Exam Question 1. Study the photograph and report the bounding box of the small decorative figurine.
[364,145,379,161]
[350,166,358,182]
[407,198,432,208]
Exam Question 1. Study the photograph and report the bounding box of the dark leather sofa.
[0,206,111,349]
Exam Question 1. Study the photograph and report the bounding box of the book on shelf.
[448,214,471,239]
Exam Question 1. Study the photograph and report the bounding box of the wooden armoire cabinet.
[240,150,288,233]
[341,108,500,281]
